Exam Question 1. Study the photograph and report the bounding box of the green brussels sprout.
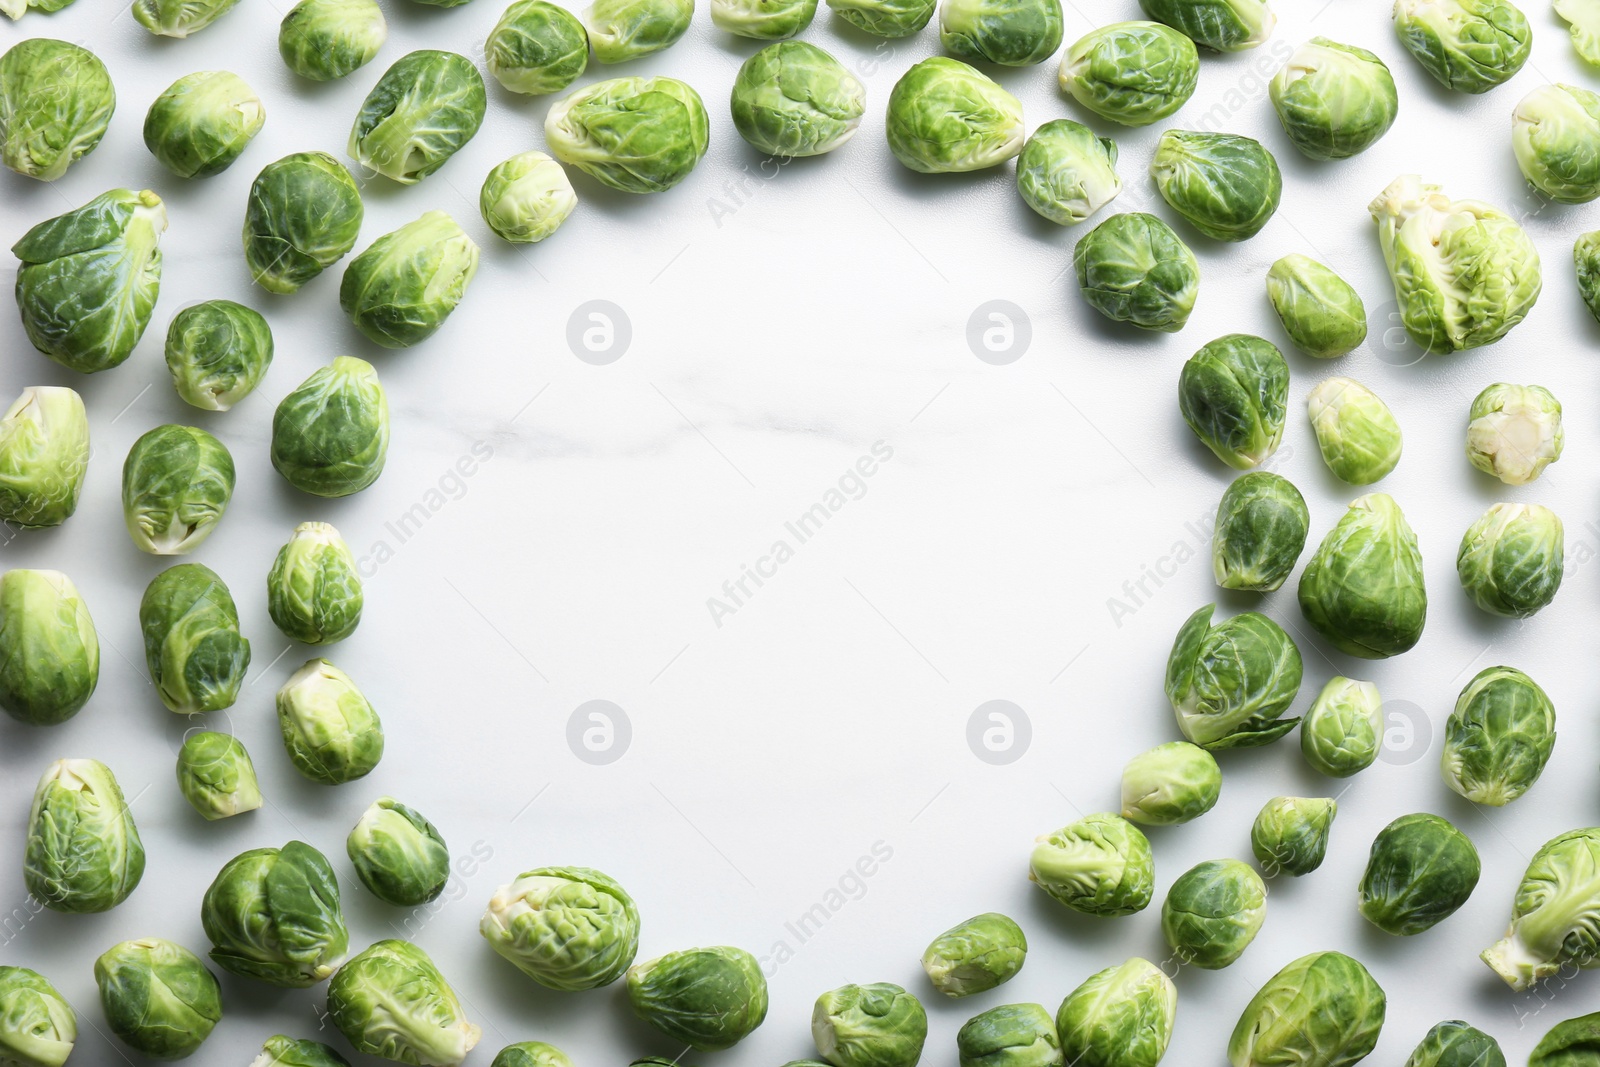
[545,76,709,193]
[252,1035,353,1067]
[1138,0,1271,50]
[139,563,250,714]
[1370,174,1541,352]
[886,58,1023,174]
[1358,812,1481,936]
[729,42,866,158]
[1015,120,1120,226]
[486,0,587,93]
[174,731,262,820]
[94,939,220,1059]
[349,51,486,185]
[1404,1021,1506,1067]
[1229,952,1384,1067]
[244,152,365,294]
[1515,84,1600,204]
[133,0,240,34]
[1178,334,1288,470]
[1465,382,1563,485]
[0,569,98,726]
[0,39,114,181]
[627,947,768,1051]
[1074,212,1199,331]
[1483,827,1600,988]
[939,0,1063,66]
[1056,959,1175,1067]
[813,983,928,1067]
[13,188,166,374]
[1161,859,1266,969]
[271,356,390,497]
[1,0,75,16]
[122,426,235,555]
[1300,677,1381,778]
[347,797,449,906]
[1269,38,1397,160]
[1028,812,1154,916]
[1251,795,1335,877]
[1557,0,1600,67]
[1151,130,1281,241]
[1119,741,1221,825]
[327,940,481,1064]
[921,912,1027,997]
[340,211,479,348]
[587,0,694,61]
[143,72,264,179]
[164,300,273,411]
[203,841,349,986]
[276,658,383,784]
[280,0,386,82]
[1058,22,1198,127]
[1442,665,1555,806]
[480,867,640,989]
[1266,255,1367,358]
[24,759,142,912]
[1457,504,1563,618]
[712,0,816,37]
[481,152,578,243]
[1298,493,1426,659]
[0,966,75,1067]
[957,1003,1062,1067]
[491,1043,574,1067]
[1580,231,1600,321]
[826,0,933,36]
[1212,472,1309,592]
[1307,377,1402,485]
[1535,1014,1600,1067]
[0,387,88,529]
[1394,0,1529,93]
[1166,604,1302,749]
[268,522,363,644]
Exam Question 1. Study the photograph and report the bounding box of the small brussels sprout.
[139,564,250,714]
[1458,504,1563,618]
[813,983,928,1067]
[0,569,98,726]
[1532,1014,1600,1067]
[25,759,142,912]
[0,387,88,529]
[347,797,449,906]
[826,0,933,36]
[1442,665,1555,806]
[340,211,479,348]
[0,966,75,1067]
[1307,377,1402,485]
[143,72,264,179]
[712,0,816,37]
[1394,0,1529,93]
[1074,212,1199,331]
[957,1003,1061,1067]
[486,0,588,93]
[1251,795,1335,877]
[203,841,349,986]
[1015,120,1120,225]
[1161,859,1266,969]
[1119,741,1221,825]
[1300,677,1381,778]
[1557,0,1600,67]
[268,522,363,644]
[1358,812,1481,936]
[164,300,273,411]
[1513,84,1600,203]
[1266,255,1367,358]
[1229,952,1384,1067]
[939,0,1063,67]
[251,1035,353,1067]
[546,76,709,193]
[1058,22,1198,127]
[1298,493,1426,659]
[921,912,1027,997]
[1139,0,1271,50]
[586,0,693,61]
[1166,604,1302,748]
[1028,812,1154,916]
[0,39,114,181]
[122,426,235,555]
[244,153,364,294]
[1269,38,1397,160]
[730,42,866,158]
[1178,334,1288,470]
[1465,383,1563,485]
[1484,827,1600,988]
[280,0,386,81]
[886,59,1023,174]
[349,51,486,185]
[133,0,240,34]
[328,940,481,1064]
[174,731,262,820]
[1056,959,1175,1067]
[1212,472,1308,593]
[628,947,769,1051]
[1404,1021,1506,1067]
[271,357,390,498]
[95,939,220,1059]
[481,152,578,244]
[481,867,640,989]
[276,660,383,784]
[492,1043,574,1067]
[13,189,166,374]
[1151,130,1281,241]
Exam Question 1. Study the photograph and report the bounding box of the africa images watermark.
[756,840,895,977]
[352,441,496,578]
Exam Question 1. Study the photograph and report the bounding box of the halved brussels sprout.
[1229,952,1384,1067]
[276,658,384,783]
[730,42,866,158]
[340,211,479,347]
[1266,255,1367,358]
[143,71,264,179]
[165,300,273,411]
[481,867,641,990]
[1151,130,1281,241]
[1298,493,1426,659]
[1251,796,1335,877]
[939,0,1063,67]
[1212,471,1308,592]
[1394,0,1530,94]
[487,0,589,93]
[1058,22,1198,127]
[268,522,363,644]
[271,356,390,497]
[1178,334,1288,469]
[1484,827,1600,989]
[0,569,97,726]
[1532,1015,1600,1067]
[175,731,262,820]
[1307,377,1402,485]
[328,940,480,1064]
[0,966,75,1067]
[95,939,220,1059]
[0,387,88,529]
[1161,859,1265,969]
[252,1035,353,1067]
[1300,677,1381,778]
[1442,665,1555,806]
[1119,740,1221,825]
[886,58,1022,174]
[1514,84,1600,203]
[712,0,816,37]
[826,0,933,36]
[202,841,349,986]
[122,425,235,555]
[280,0,386,81]
[0,39,114,180]
[1139,0,1272,50]
[244,152,365,294]
[26,759,143,912]
[1270,38,1397,160]
[1359,812,1480,936]
[1056,959,1175,1067]
[133,0,240,34]
[482,152,578,243]
[1557,0,1600,67]
[813,983,927,1067]
[1466,383,1563,485]
[1458,503,1563,618]
[1074,213,1199,331]
[628,947,768,1051]
[586,0,693,61]
[1404,1021,1505,1067]
[349,51,486,184]
[348,797,449,906]
[921,913,1027,997]
[492,1043,574,1067]
[1015,120,1120,226]
[545,76,710,193]
[1028,812,1154,916]
[139,563,251,714]
[1166,604,1302,748]
[957,1003,1060,1067]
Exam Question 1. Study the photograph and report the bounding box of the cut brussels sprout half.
[1465,383,1563,485]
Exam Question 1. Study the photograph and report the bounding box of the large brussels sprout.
[0,966,75,1067]
[1151,130,1281,241]
[276,659,383,784]
[939,0,1063,66]
[886,57,1023,173]
[1165,604,1302,749]
[244,153,364,294]
[1229,952,1384,1067]
[1300,677,1381,778]
[0,39,114,181]
[175,731,262,820]
[1298,493,1426,659]
[545,76,709,193]
[1028,813,1154,916]
[349,51,486,185]
[94,939,220,1059]
[1119,740,1220,825]
[730,42,866,158]
[340,211,479,348]
[271,356,390,497]
[1369,175,1540,352]
[1269,38,1397,160]
[1465,383,1563,485]
[1266,255,1367,358]
[143,72,264,179]
[492,1043,573,1067]
[280,0,386,81]
[203,841,349,986]
[957,1003,1061,1067]
[0,387,88,528]
[13,188,165,373]
[1139,0,1271,50]
[1513,84,1600,203]
[347,797,449,906]
[481,153,578,244]
[164,300,273,411]
[1394,0,1530,93]
[586,0,693,61]
[1058,22,1198,127]
[0,569,98,726]
[1358,812,1481,936]
[1457,503,1563,618]
[1534,1015,1600,1067]
[1161,859,1266,969]
[1212,472,1308,592]
[1178,334,1288,470]
[328,940,480,1065]
[628,947,768,1050]
[813,983,927,1067]
[1557,0,1600,67]
[480,866,640,989]
[1073,213,1199,331]
[1251,796,1335,877]
[486,0,587,93]
[1404,1021,1506,1067]
[1307,377,1402,485]
[712,0,816,37]
[1483,827,1600,988]
[1442,665,1555,806]
[268,522,363,644]
[25,759,143,912]
[826,0,933,36]
[1015,120,1120,226]
[921,912,1027,997]
[252,1035,353,1067]
[122,426,235,555]
[133,0,240,34]
[1056,959,1175,1067]
[139,564,250,714]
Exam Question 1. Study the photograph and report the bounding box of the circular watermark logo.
[567,700,632,765]
[1365,300,1434,368]
[566,300,632,365]
[966,300,1031,366]
[1378,698,1433,767]
[966,700,1031,765]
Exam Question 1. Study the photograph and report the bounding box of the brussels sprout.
[1178,334,1288,470]
[1266,255,1367,358]
[0,387,88,529]
[1139,0,1271,50]
[276,659,383,784]
[1531,1014,1600,1067]
[921,912,1027,997]
[1269,38,1397,160]
[827,0,933,36]
[0,569,98,726]
[1358,813,1480,936]
[1457,504,1563,618]
[1483,827,1600,988]
[1119,741,1221,825]
[628,947,768,1051]
[1307,377,1402,485]
[1166,604,1302,749]
[1557,0,1600,67]
[1404,1021,1506,1067]
[251,1035,353,1067]
[813,983,927,1067]
[730,42,866,158]
[133,0,239,34]
[268,522,363,644]
[139,564,250,715]
[1300,677,1381,778]
[1015,120,1120,226]
[1442,665,1555,806]
[0,39,114,180]
[1161,859,1266,969]
[480,866,640,989]
[1465,383,1563,485]
[587,0,693,61]
[271,357,390,498]
[122,426,236,555]
[1394,0,1529,93]
[340,212,479,348]
[244,153,364,294]
[886,59,1023,174]
[95,939,220,1059]
[347,797,449,906]
[481,152,578,244]
[280,0,386,81]
[203,841,348,987]
[939,0,1063,66]
[1058,22,1198,127]
[1515,84,1600,204]
[712,0,816,37]
[1212,472,1309,592]
[1298,493,1426,659]
[0,966,75,1067]
[24,759,142,912]
[1151,130,1281,241]
[1229,952,1384,1067]
[1251,795,1335,877]
[175,731,262,820]
[349,51,486,185]
[1056,959,1175,1067]
[492,1043,574,1067]
[957,1003,1062,1067]
[1,0,75,16]
[328,940,481,1064]
[143,72,264,179]
[164,300,273,411]
[1074,213,1199,331]
[13,188,165,374]
[486,0,588,93]
[545,76,710,193]
[1028,813,1154,916]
